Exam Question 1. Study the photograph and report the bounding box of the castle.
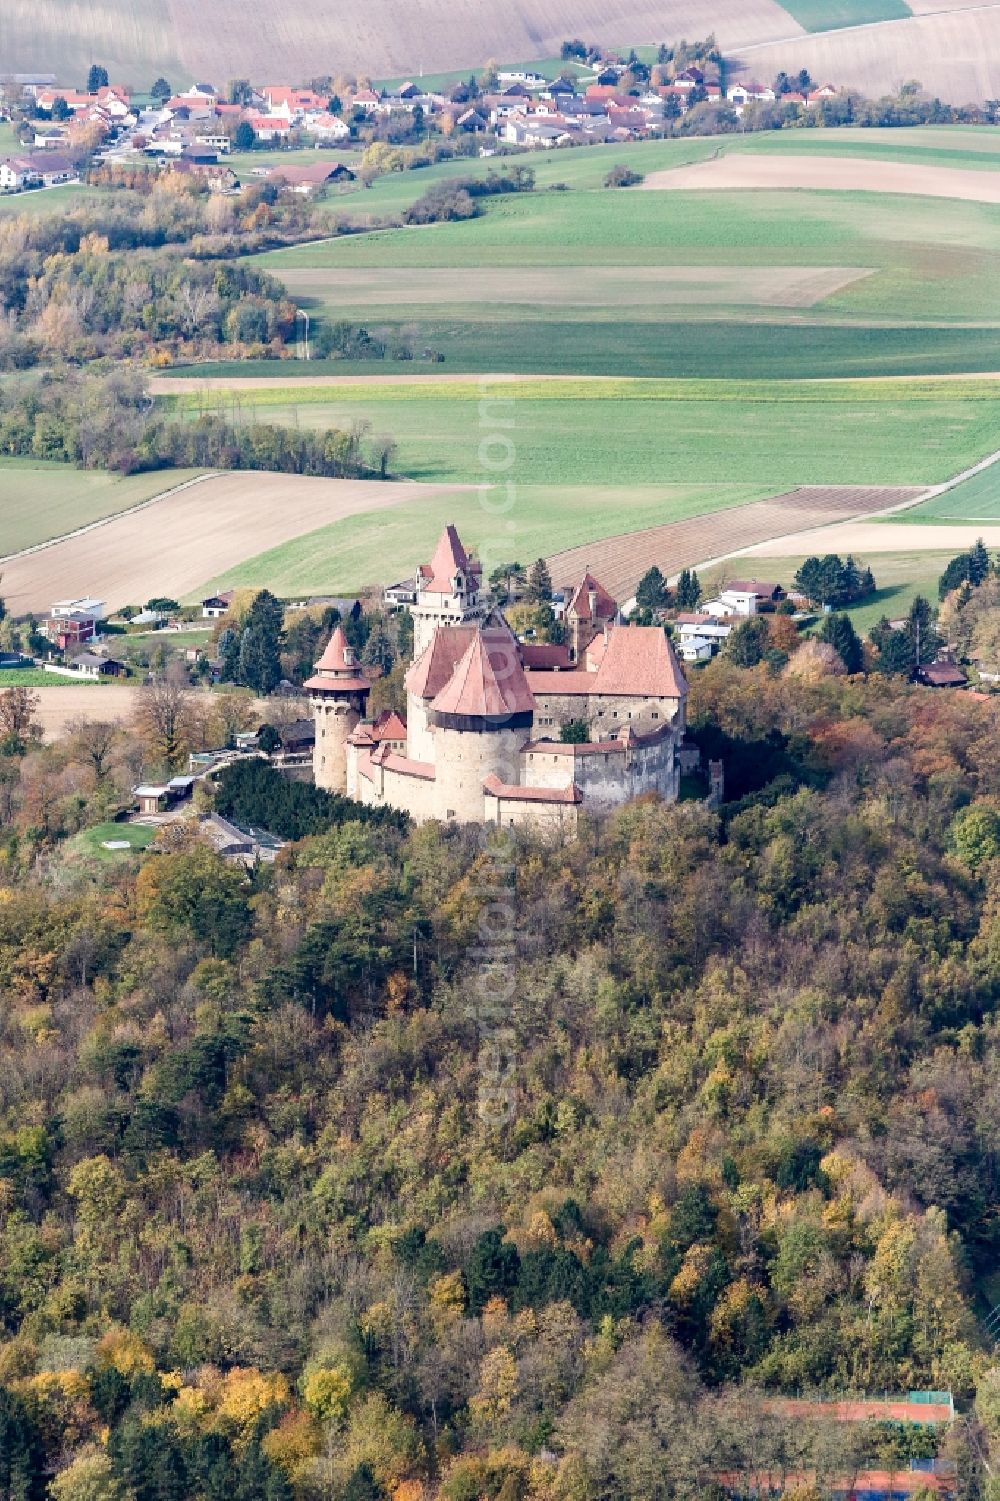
[307,526,688,831]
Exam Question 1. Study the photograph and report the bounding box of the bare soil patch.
[642,153,1000,203]
[739,517,1000,558]
[547,485,923,598]
[32,686,141,743]
[2,473,469,615]
[277,265,873,309]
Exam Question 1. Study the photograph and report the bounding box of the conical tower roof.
[304,625,371,693]
[431,626,535,720]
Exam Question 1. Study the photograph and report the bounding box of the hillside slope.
[730,2,1000,98]
[3,0,802,86]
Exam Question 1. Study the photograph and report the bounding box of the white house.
[51,596,109,621]
[0,156,41,191]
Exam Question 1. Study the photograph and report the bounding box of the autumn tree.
[132,669,204,769]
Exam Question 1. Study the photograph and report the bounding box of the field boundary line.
[866,443,1000,519]
[0,472,214,566]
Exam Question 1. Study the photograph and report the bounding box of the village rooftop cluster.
[0,53,846,194]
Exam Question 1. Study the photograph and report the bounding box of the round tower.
[305,626,371,793]
[428,627,535,822]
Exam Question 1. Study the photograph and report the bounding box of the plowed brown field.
[0,0,802,90]
[642,154,1000,203]
[547,485,924,599]
[2,473,471,616]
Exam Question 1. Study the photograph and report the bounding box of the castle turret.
[428,625,535,821]
[411,525,488,660]
[305,626,371,793]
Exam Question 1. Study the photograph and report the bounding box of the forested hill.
[2,661,1000,1498]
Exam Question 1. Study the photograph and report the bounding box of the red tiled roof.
[520,643,573,670]
[432,628,535,719]
[371,709,407,741]
[593,625,688,698]
[524,669,597,696]
[376,749,435,780]
[423,524,475,594]
[405,624,481,699]
[303,625,371,692]
[483,774,582,804]
[566,570,617,624]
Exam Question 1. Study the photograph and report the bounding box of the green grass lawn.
[69,821,156,863]
[0,461,204,554]
[777,0,911,29]
[890,461,1000,521]
[196,482,773,597]
[165,376,1000,490]
[705,549,957,633]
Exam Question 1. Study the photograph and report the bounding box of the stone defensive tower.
[428,626,535,821]
[306,625,371,793]
[411,525,488,660]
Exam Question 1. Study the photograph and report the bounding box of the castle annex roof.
[431,627,536,719]
[483,774,583,804]
[593,625,688,699]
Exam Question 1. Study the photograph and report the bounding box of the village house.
[0,155,41,190]
[266,160,355,193]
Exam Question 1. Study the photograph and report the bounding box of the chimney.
[588,587,597,618]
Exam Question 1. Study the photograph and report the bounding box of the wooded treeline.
[1,663,1000,1498]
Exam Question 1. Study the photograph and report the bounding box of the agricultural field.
[729,5,1000,99]
[643,154,1000,204]
[31,685,142,742]
[0,472,476,615]
[161,376,1000,491]
[236,140,1000,381]
[777,0,910,29]
[545,484,923,600]
[0,462,205,556]
[197,482,774,597]
[0,0,804,90]
[893,462,1000,521]
[0,670,104,688]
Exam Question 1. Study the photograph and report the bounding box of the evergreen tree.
[906,593,941,667]
[818,612,863,673]
[150,77,171,102]
[970,537,991,584]
[0,1387,46,1501]
[237,590,284,695]
[234,121,256,152]
[675,568,702,610]
[724,616,769,668]
[87,64,110,92]
[635,566,668,613]
[218,627,240,684]
[361,625,394,675]
[526,558,553,605]
[870,616,918,676]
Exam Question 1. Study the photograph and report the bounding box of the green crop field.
[0,462,205,555]
[890,462,1000,521]
[0,670,102,687]
[241,133,1000,382]
[166,376,1000,491]
[196,481,773,597]
[777,0,911,29]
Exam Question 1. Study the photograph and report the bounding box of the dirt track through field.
[2,473,471,615]
[642,154,1000,203]
[276,265,874,309]
[546,486,924,599]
